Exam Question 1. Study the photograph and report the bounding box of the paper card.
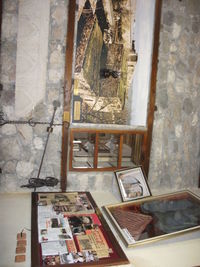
[16,246,26,254]
[17,233,26,240]
[17,240,27,247]
[41,241,68,256]
[15,255,26,262]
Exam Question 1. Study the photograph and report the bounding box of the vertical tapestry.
[72,0,137,125]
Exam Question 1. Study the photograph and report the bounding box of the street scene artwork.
[73,0,137,125]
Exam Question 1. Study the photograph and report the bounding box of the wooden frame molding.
[61,0,76,191]
[143,0,162,175]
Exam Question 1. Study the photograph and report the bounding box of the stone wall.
[0,0,199,194]
[0,0,68,191]
[148,0,200,192]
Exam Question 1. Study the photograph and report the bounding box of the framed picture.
[115,166,151,202]
[31,191,129,267]
[103,190,200,248]
[71,0,159,128]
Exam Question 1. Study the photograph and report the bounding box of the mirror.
[69,129,145,171]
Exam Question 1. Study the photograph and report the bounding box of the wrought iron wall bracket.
[0,115,63,128]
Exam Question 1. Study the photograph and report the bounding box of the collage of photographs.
[37,192,115,265]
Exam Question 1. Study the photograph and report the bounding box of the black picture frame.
[115,166,151,202]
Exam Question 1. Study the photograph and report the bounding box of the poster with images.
[32,192,129,266]
[73,0,137,125]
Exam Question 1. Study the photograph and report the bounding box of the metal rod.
[37,107,57,179]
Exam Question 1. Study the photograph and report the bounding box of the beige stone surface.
[15,0,50,117]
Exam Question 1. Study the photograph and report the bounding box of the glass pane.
[72,132,95,168]
[97,133,120,168]
[121,134,134,167]
[121,134,142,167]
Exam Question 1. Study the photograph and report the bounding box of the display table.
[0,191,200,267]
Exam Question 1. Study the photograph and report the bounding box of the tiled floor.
[0,190,200,267]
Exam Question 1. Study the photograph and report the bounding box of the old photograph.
[115,166,151,201]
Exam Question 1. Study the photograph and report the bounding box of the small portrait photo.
[68,215,93,235]
[43,255,60,265]
[51,218,60,228]
[115,166,151,202]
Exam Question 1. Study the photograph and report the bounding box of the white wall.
[130,0,156,127]
[15,0,50,118]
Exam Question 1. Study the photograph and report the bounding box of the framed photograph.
[115,166,151,202]
[31,191,129,267]
[103,190,200,248]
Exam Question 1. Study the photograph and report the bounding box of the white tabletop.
[0,191,200,267]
